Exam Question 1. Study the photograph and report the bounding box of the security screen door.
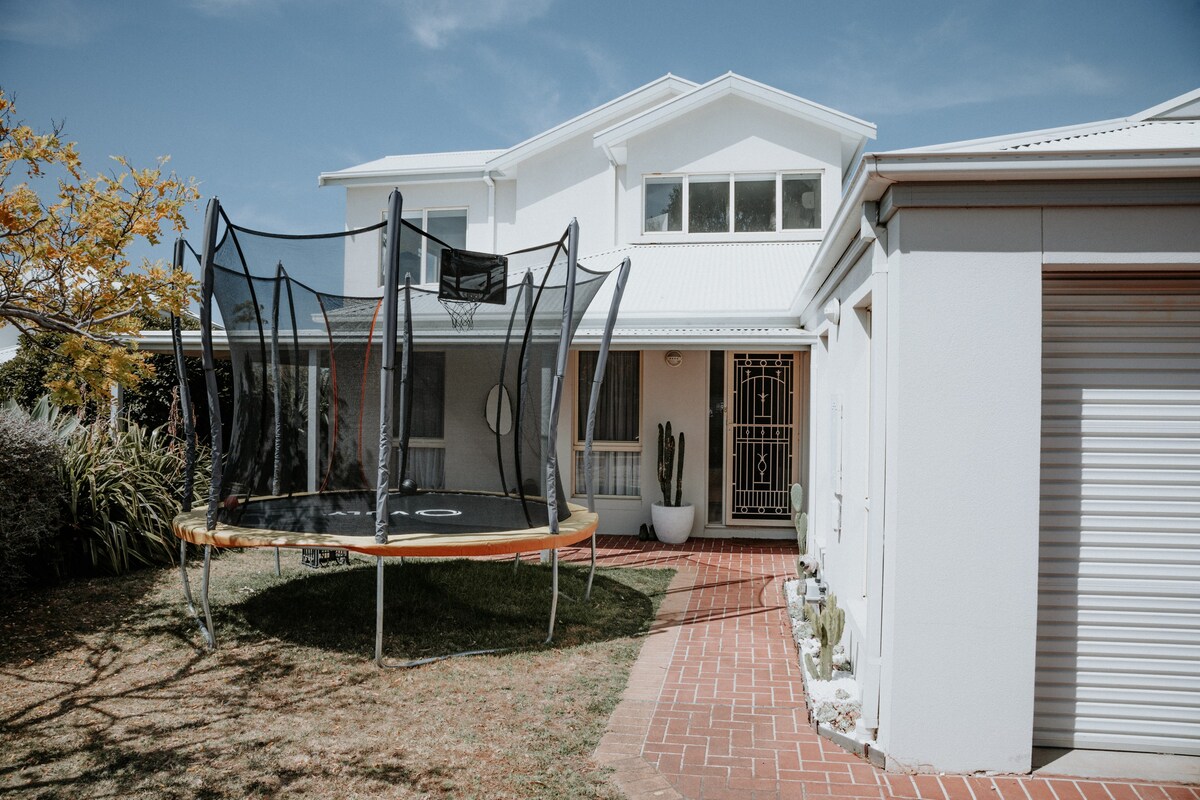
[727,352,800,524]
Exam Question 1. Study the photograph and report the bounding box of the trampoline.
[170,190,630,666]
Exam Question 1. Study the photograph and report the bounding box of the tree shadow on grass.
[0,633,459,799]
[0,569,166,669]
[234,559,671,661]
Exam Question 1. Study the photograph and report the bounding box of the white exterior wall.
[557,348,708,536]
[496,134,615,253]
[620,96,844,246]
[876,208,1043,773]
[341,181,492,297]
[812,207,1044,774]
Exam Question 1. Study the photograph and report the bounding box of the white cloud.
[0,0,97,46]
[390,0,555,49]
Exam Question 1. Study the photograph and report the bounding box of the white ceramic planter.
[651,502,694,544]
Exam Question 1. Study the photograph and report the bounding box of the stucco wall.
[879,208,1043,773]
[560,348,709,536]
[341,182,493,297]
[620,95,844,245]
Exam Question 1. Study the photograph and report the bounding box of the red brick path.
[566,537,1199,800]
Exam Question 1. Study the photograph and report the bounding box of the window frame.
[571,349,643,499]
[378,206,469,287]
[641,171,823,236]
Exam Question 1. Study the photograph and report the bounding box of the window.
[782,175,820,230]
[379,208,467,286]
[394,350,446,489]
[642,172,822,234]
[643,177,681,232]
[574,350,641,497]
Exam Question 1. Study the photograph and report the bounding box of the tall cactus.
[791,483,807,556]
[657,422,685,507]
[674,430,685,507]
[803,593,845,680]
[657,422,673,506]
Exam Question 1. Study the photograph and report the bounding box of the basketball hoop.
[439,297,481,331]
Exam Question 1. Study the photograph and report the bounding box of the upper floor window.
[379,208,467,286]
[643,173,821,235]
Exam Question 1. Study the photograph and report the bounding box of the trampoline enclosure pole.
[169,239,197,512]
[198,198,224,530]
[544,219,579,534]
[375,190,403,544]
[582,256,632,600]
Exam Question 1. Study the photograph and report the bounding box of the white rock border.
[784,579,863,735]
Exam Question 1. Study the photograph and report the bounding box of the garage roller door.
[1037,273,1200,756]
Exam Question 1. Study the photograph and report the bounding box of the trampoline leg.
[513,552,520,573]
[274,547,281,577]
[200,544,216,650]
[375,556,385,667]
[584,532,597,601]
[545,549,559,644]
[179,539,215,650]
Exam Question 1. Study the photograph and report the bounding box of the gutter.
[792,146,1200,323]
[483,171,497,251]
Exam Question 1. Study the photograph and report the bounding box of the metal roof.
[319,150,505,185]
[579,241,819,328]
[890,88,1200,156]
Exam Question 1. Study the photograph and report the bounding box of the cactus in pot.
[803,593,845,680]
[651,421,693,543]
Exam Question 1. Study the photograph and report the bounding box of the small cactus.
[803,593,845,680]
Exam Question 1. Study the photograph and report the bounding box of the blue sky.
[2,0,1198,264]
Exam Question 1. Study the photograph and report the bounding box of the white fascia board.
[318,167,490,188]
[138,326,816,356]
[574,327,817,349]
[593,72,876,162]
[485,74,698,174]
[867,150,1200,182]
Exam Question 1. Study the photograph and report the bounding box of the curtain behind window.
[577,350,639,441]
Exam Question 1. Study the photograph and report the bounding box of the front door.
[726,352,800,525]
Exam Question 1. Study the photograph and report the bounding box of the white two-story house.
[318,72,875,539]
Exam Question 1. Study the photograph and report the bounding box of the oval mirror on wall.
[485,384,513,435]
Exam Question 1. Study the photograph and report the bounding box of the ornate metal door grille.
[729,353,796,522]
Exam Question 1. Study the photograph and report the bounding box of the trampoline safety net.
[189,191,627,541]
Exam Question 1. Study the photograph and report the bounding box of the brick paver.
[572,537,1200,800]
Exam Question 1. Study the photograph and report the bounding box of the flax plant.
[60,415,208,574]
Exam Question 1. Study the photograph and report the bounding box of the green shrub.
[0,407,67,593]
[61,417,209,575]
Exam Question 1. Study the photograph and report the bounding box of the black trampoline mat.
[224,491,553,536]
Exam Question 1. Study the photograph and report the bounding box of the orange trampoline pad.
[172,500,598,558]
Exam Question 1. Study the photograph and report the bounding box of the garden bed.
[783,579,868,750]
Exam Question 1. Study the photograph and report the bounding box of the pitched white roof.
[891,88,1200,155]
[595,72,876,165]
[321,72,875,184]
[485,74,697,173]
[580,241,819,329]
[319,150,505,186]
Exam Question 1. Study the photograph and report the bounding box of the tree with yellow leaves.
[0,88,199,404]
